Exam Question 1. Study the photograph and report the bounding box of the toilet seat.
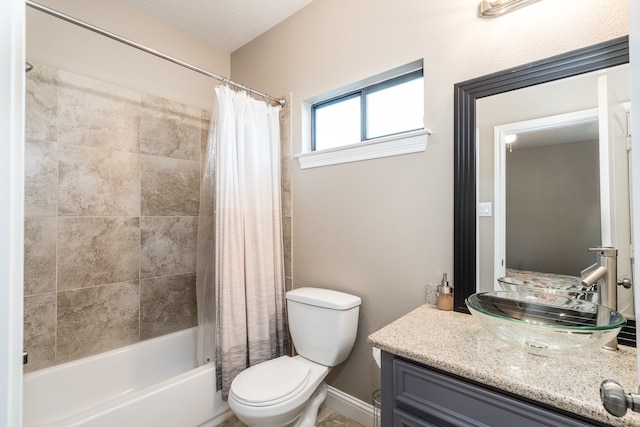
[230,356,311,407]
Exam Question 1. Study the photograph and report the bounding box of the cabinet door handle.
[600,379,640,417]
[617,278,633,289]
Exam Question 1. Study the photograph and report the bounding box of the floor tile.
[217,406,364,427]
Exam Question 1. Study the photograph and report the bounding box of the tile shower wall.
[24,65,195,372]
[280,94,293,293]
[23,64,293,373]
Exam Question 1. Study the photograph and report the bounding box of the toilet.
[228,287,361,427]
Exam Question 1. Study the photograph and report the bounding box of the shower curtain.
[196,86,288,398]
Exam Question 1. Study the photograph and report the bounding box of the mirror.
[453,36,636,346]
[477,64,632,315]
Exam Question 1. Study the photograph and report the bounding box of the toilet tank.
[286,287,361,367]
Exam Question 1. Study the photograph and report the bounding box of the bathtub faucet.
[580,246,618,350]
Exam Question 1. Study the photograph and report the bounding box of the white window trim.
[295,129,430,169]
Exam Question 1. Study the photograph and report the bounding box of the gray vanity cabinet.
[380,351,604,427]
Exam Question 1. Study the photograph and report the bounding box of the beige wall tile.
[140,216,198,279]
[24,217,57,296]
[200,109,212,177]
[58,217,139,290]
[283,215,292,280]
[23,63,292,370]
[140,273,197,340]
[23,293,56,373]
[58,144,140,217]
[141,94,201,161]
[201,110,211,155]
[279,94,293,288]
[57,281,139,363]
[281,154,292,216]
[141,155,199,216]
[24,64,218,370]
[25,64,57,143]
[57,70,140,153]
[24,140,58,218]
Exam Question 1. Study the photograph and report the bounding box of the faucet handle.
[580,263,600,278]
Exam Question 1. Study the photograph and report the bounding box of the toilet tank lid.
[286,287,361,310]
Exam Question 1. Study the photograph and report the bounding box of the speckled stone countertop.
[368,304,640,426]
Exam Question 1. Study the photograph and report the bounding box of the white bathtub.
[23,327,230,427]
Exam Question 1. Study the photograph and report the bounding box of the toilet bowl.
[228,287,361,427]
[228,355,329,427]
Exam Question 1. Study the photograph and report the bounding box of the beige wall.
[27,0,229,109]
[230,0,629,402]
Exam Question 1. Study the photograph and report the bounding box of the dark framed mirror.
[453,36,636,346]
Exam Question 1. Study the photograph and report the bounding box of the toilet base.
[294,382,327,427]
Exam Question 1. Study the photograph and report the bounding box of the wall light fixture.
[478,0,541,18]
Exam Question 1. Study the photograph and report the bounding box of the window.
[312,69,424,151]
[297,62,428,169]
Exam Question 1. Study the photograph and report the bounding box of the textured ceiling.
[119,0,314,53]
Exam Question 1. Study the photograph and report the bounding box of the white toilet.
[228,287,361,427]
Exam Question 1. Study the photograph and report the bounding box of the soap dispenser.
[436,273,453,311]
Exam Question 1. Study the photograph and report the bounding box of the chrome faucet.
[580,246,618,350]
[591,248,637,418]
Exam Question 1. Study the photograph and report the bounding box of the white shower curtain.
[196,86,288,398]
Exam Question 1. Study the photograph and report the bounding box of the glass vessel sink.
[497,276,598,303]
[466,291,625,356]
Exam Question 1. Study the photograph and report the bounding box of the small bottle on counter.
[436,273,453,311]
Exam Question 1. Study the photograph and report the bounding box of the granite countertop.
[368,304,640,426]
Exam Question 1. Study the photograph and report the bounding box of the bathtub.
[23,327,230,427]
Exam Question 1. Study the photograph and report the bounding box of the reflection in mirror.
[453,36,636,346]
[503,122,600,274]
[475,64,633,319]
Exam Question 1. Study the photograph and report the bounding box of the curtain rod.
[26,0,286,107]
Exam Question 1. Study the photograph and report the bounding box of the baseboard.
[324,385,375,427]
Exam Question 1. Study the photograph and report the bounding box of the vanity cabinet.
[380,352,605,427]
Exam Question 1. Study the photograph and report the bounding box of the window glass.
[366,77,423,139]
[311,69,423,152]
[314,95,361,151]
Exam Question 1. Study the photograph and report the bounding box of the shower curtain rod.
[26,0,286,106]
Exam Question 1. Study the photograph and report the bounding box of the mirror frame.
[453,36,635,346]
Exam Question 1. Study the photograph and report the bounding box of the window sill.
[295,129,430,169]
